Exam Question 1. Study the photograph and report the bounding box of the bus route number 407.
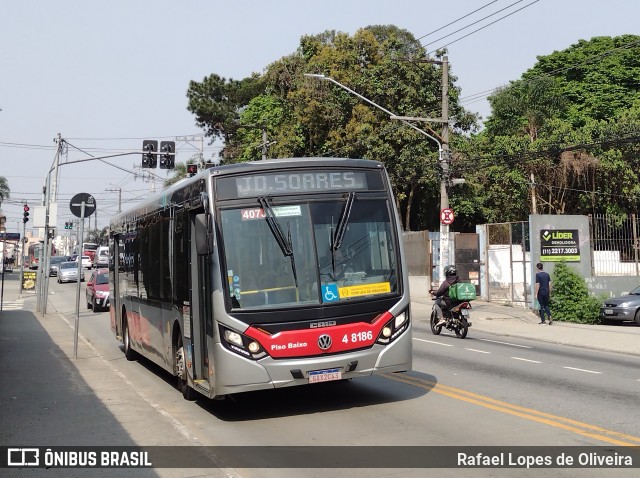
[308,368,342,384]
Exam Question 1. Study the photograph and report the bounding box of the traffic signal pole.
[38,139,144,315]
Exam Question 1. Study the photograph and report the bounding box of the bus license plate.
[308,368,342,384]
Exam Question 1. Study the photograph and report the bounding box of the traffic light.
[23,204,30,223]
[159,141,175,169]
[187,164,198,177]
[142,140,158,168]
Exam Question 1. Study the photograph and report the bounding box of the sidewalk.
[411,292,640,357]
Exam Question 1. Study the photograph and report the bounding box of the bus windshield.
[220,198,398,309]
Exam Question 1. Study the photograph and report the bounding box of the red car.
[86,268,110,312]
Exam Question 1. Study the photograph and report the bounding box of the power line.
[414,1,500,43]
[425,0,541,56]
[422,0,527,48]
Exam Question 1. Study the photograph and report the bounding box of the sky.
[1,0,639,240]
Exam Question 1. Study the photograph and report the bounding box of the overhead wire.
[425,0,541,56]
[422,0,527,48]
[414,1,500,43]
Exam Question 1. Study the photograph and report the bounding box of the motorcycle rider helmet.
[444,265,457,277]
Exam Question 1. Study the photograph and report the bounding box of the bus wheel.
[123,317,137,361]
[176,335,197,401]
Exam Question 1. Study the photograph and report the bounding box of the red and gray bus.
[109,158,412,400]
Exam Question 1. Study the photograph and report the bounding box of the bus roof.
[110,157,385,230]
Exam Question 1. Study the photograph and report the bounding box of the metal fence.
[590,214,640,276]
[401,230,431,276]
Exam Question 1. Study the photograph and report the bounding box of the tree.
[0,176,9,210]
[164,162,188,188]
[466,35,640,220]
[186,74,262,161]
[485,76,565,142]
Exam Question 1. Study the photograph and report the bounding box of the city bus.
[109,158,412,400]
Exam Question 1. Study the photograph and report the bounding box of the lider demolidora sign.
[540,229,580,262]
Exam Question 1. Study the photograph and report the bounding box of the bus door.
[188,212,214,392]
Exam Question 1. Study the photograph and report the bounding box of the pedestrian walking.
[535,262,552,325]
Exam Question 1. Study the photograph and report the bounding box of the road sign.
[440,208,455,225]
[0,232,21,241]
[69,193,96,218]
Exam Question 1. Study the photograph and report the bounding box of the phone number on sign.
[542,247,578,254]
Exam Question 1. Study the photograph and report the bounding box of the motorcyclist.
[429,265,460,327]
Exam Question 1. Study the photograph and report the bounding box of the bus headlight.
[224,330,243,347]
[376,310,409,345]
[220,325,266,360]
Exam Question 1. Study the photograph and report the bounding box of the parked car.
[49,256,67,276]
[93,246,109,268]
[86,268,109,312]
[600,286,640,326]
[57,261,85,283]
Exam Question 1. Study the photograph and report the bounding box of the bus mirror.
[195,214,209,255]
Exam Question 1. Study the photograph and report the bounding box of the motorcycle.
[429,296,472,339]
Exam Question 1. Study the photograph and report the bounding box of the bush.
[549,262,604,324]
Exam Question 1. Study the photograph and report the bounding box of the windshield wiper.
[330,192,355,278]
[258,196,298,287]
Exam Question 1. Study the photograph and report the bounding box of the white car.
[78,255,92,269]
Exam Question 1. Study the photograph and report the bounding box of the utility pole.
[106,187,122,213]
[439,56,451,280]
[530,173,537,214]
[261,126,268,161]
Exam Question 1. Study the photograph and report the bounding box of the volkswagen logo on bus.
[318,334,332,350]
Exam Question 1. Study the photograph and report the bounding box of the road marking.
[413,338,454,347]
[464,348,490,354]
[0,300,24,311]
[511,356,542,363]
[478,338,531,348]
[563,366,602,374]
[384,373,640,447]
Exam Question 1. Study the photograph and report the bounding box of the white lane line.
[413,338,454,347]
[478,338,532,348]
[511,357,542,364]
[465,348,490,354]
[563,366,602,374]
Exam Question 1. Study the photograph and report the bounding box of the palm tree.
[164,162,188,188]
[0,176,9,210]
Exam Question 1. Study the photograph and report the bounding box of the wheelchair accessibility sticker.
[322,283,340,302]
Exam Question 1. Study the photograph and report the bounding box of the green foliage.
[549,262,604,324]
[185,25,479,230]
[467,35,640,220]
[185,29,639,230]
[0,176,9,209]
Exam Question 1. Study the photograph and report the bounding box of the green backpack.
[449,282,477,301]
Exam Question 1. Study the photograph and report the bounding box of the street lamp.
[304,73,451,282]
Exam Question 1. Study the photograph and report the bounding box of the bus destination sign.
[540,229,580,262]
[234,171,368,197]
